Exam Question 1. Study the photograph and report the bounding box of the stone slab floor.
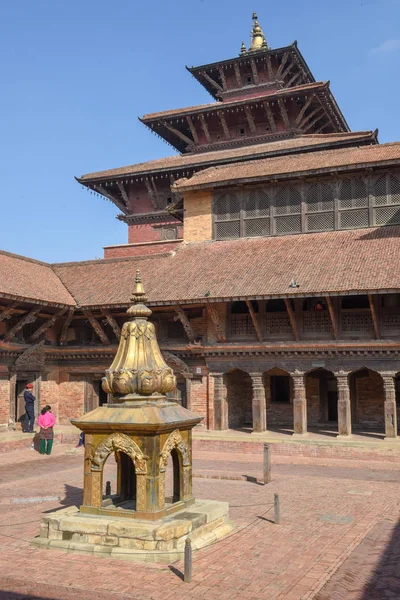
[0,444,399,600]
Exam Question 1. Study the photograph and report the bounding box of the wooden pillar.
[291,371,307,435]
[382,373,397,439]
[250,373,267,433]
[335,372,352,436]
[211,373,228,430]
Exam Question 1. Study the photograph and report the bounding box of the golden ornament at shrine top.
[102,270,176,399]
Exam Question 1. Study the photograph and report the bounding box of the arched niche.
[159,429,190,509]
[90,432,147,511]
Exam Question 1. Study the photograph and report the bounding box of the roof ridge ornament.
[249,12,269,53]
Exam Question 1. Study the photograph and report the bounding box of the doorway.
[327,390,338,421]
[15,380,28,430]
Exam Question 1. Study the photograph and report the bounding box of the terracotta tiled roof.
[0,251,75,306]
[174,142,400,191]
[52,227,400,307]
[79,132,376,181]
[141,82,328,120]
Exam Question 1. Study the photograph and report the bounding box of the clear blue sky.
[1,0,399,263]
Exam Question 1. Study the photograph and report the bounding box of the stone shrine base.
[32,499,233,563]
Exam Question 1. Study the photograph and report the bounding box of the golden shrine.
[33,272,232,561]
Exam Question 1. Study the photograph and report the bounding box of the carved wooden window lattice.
[266,312,293,335]
[274,185,301,235]
[305,182,334,232]
[214,192,241,240]
[381,309,400,332]
[341,310,374,332]
[230,314,255,336]
[243,189,270,238]
[213,170,400,241]
[303,311,333,333]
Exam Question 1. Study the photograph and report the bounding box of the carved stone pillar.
[335,372,352,436]
[250,373,267,433]
[211,373,228,430]
[291,371,307,435]
[382,373,397,439]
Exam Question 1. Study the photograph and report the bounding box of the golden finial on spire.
[240,41,247,54]
[249,12,268,52]
[102,267,176,398]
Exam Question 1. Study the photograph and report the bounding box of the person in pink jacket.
[37,405,56,455]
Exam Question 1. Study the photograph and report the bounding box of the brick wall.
[306,376,321,426]
[225,370,253,428]
[104,240,182,258]
[355,372,385,425]
[58,381,85,423]
[183,190,213,242]
[0,377,10,428]
[190,376,209,429]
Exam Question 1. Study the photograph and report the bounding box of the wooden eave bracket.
[27,307,68,343]
[101,309,121,341]
[59,307,75,345]
[206,302,227,343]
[83,309,110,346]
[174,305,196,342]
[368,294,380,339]
[3,307,40,343]
[325,296,338,339]
[284,298,300,341]
[245,300,263,342]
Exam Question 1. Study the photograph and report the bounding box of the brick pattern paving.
[0,444,399,599]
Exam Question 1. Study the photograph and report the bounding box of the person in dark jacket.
[23,383,36,433]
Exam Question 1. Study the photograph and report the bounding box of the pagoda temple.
[1,14,400,443]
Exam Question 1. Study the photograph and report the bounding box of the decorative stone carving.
[91,433,147,474]
[159,430,190,508]
[160,429,190,469]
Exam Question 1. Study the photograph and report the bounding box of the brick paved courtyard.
[0,442,399,600]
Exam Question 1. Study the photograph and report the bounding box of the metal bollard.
[184,537,192,583]
[105,481,111,496]
[263,443,271,484]
[274,493,280,524]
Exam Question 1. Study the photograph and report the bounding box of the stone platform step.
[193,430,400,463]
[0,426,78,454]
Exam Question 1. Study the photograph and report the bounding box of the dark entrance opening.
[15,379,28,429]
[327,390,338,421]
[270,375,290,403]
[119,452,137,503]
[165,448,181,504]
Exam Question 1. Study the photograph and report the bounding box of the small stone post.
[250,373,267,433]
[382,373,398,439]
[263,443,271,484]
[184,537,192,583]
[212,373,228,430]
[291,371,307,435]
[335,371,352,436]
[274,493,280,524]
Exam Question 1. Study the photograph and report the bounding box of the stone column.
[382,373,397,439]
[291,371,307,435]
[211,373,228,430]
[250,373,267,433]
[335,371,352,437]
